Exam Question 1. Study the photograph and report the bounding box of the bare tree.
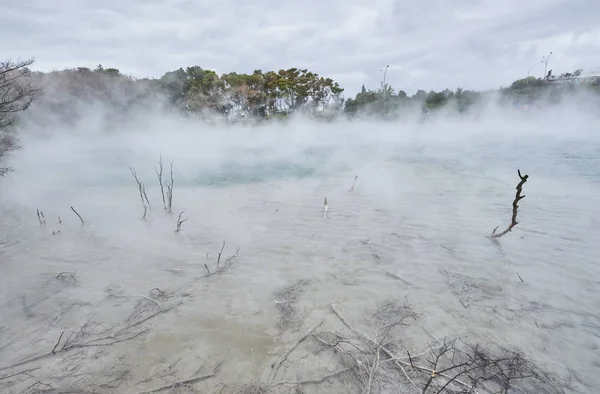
[0,58,39,175]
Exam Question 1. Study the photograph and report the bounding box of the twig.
[70,206,84,224]
[516,272,524,283]
[175,211,187,232]
[138,348,230,393]
[56,271,77,283]
[51,331,64,354]
[330,304,420,392]
[166,161,174,213]
[36,209,45,226]
[491,169,529,238]
[217,241,226,269]
[0,367,40,381]
[130,167,151,209]
[133,295,161,310]
[268,367,353,389]
[155,153,167,210]
[268,320,323,383]
[350,174,358,192]
[101,364,138,388]
[364,239,380,263]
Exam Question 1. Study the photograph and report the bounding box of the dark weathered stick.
[137,348,229,393]
[166,161,174,213]
[491,169,529,238]
[216,241,226,269]
[268,320,323,383]
[175,211,187,233]
[130,167,151,208]
[70,206,84,224]
[51,331,64,354]
[155,153,166,210]
[350,175,358,192]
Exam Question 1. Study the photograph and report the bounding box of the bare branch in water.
[350,174,358,192]
[197,245,240,280]
[273,279,311,330]
[491,169,529,239]
[175,211,187,232]
[70,206,84,224]
[56,271,77,283]
[137,348,230,393]
[154,152,167,210]
[51,331,64,354]
[268,320,323,384]
[130,167,151,209]
[36,209,45,226]
[363,239,380,263]
[216,241,226,269]
[166,160,174,213]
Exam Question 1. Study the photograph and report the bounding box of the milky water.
[1,114,599,393]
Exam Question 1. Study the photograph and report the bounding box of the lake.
[1,112,599,393]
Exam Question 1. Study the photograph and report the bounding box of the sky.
[2,0,600,95]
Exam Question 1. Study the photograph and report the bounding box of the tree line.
[2,57,599,173]
[1,58,600,135]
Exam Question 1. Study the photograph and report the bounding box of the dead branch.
[350,175,358,192]
[70,206,84,224]
[51,331,64,354]
[0,367,40,381]
[268,320,323,383]
[36,209,45,226]
[100,364,138,388]
[175,211,187,232]
[197,245,240,280]
[217,240,226,269]
[155,153,167,210]
[268,367,353,389]
[166,160,174,213]
[137,348,230,393]
[491,169,529,238]
[273,279,311,330]
[330,304,421,392]
[362,239,380,263]
[130,167,151,209]
[56,271,77,283]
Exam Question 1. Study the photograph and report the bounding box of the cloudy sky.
[3,0,600,95]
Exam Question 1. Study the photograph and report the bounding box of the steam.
[0,94,599,393]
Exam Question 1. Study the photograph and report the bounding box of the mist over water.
[1,105,600,393]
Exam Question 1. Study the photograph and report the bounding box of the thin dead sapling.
[154,153,167,210]
[491,169,529,239]
[175,211,187,232]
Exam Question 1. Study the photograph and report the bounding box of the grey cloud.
[2,0,599,94]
